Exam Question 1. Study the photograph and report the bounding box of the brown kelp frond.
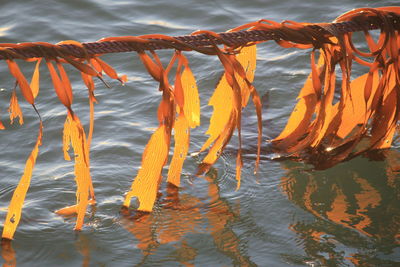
[1,6,400,238]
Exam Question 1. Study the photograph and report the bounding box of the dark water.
[0,0,400,266]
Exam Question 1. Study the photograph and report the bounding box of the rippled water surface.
[0,0,400,266]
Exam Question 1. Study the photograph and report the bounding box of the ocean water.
[0,0,399,266]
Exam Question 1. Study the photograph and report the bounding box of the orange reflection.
[1,239,16,267]
[121,183,201,265]
[202,173,253,265]
[121,170,254,265]
[76,234,91,267]
[280,152,400,266]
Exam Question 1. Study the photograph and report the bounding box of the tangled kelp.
[1,7,400,240]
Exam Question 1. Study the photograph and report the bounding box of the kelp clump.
[0,6,400,240]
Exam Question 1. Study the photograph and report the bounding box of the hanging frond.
[2,121,42,240]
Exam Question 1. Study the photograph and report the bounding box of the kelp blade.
[182,67,200,128]
[62,113,91,230]
[2,122,42,240]
[8,91,24,125]
[124,125,169,212]
[167,114,190,187]
[201,45,256,151]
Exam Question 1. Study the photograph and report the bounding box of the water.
[0,0,399,266]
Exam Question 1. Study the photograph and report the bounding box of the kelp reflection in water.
[121,169,255,266]
[1,239,16,267]
[280,150,400,266]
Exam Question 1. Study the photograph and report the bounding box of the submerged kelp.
[0,6,400,240]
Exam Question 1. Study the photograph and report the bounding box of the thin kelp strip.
[1,7,400,240]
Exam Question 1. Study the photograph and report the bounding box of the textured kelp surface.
[1,6,400,241]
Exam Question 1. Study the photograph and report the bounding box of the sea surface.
[0,0,399,266]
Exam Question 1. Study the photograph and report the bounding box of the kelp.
[271,7,400,169]
[1,6,400,239]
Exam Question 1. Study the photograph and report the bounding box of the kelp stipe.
[0,6,400,239]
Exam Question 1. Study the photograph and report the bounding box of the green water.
[0,0,399,266]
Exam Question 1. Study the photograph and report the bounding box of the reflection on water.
[76,234,91,267]
[280,150,400,266]
[120,170,255,266]
[1,240,15,267]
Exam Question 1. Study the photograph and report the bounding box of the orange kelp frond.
[8,89,24,125]
[60,112,92,230]
[124,125,169,211]
[6,60,35,105]
[271,7,400,168]
[1,6,400,238]
[2,120,42,240]
[198,41,259,188]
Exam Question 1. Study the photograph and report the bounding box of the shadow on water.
[280,149,400,266]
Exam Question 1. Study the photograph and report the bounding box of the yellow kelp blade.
[201,45,256,151]
[2,122,42,240]
[124,125,169,212]
[273,50,324,145]
[61,113,91,230]
[182,67,200,128]
[336,73,370,139]
[30,59,41,99]
[201,75,233,151]
[81,72,96,200]
[54,199,96,216]
[235,45,257,107]
[167,114,190,187]
[201,114,235,167]
[272,74,317,149]
[8,90,24,125]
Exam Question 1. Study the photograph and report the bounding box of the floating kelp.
[1,6,400,240]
